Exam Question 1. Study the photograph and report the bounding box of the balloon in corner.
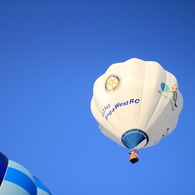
[0,152,52,195]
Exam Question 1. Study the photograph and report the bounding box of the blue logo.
[161,82,178,108]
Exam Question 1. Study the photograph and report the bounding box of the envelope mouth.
[121,129,149,149]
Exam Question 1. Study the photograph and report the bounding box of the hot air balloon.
[91,58,183,163]
[0,152,52,194]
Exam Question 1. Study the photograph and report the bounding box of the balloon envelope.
[91,58,183,150]
[0,152,52,195]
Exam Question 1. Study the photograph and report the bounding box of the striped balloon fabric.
[0,152,52,195]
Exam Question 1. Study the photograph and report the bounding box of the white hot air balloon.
[91,58,183,163]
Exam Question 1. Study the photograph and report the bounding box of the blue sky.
[0,1,195,194]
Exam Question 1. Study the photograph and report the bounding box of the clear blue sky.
[0,1,195,194]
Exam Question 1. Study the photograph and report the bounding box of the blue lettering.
[129,99,134,104]
[115,103,120,109]
[103,98,140,120]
